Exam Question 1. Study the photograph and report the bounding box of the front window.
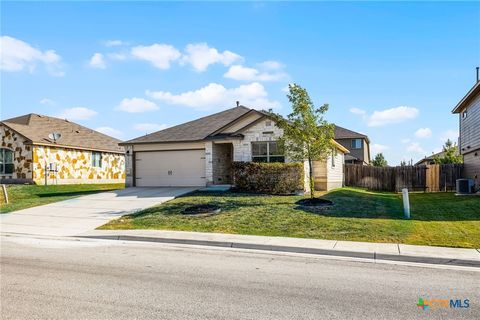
[0,148,14,175]
[252,141,285,163]
[351,139,362,149]
[92,152,102,168]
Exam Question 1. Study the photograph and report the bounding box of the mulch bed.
[295,198,333,207]
[183,204,221,215]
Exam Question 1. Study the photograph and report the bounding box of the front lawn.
[101,188,480,248]
[0,183,125,213]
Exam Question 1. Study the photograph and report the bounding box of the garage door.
[135,149,206,187]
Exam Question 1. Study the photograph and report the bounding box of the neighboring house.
[1,113,125,184]
[121,105,349,191]
[414,147,460,166]
[334,126,371,165]
[452,78,480,187]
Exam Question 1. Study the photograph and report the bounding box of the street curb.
[78,235,480,268]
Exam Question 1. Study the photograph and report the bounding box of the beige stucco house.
[121,105,349,191]
[1,113,125,185]
[452,78,480,187]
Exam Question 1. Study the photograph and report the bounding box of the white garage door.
[135,149,206,187]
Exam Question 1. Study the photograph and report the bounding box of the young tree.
[433,139,462,164]
[371,153,388,167]
[272,84,334,199]
[400,160,407,167]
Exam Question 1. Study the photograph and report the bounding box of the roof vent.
[236,101,240,107]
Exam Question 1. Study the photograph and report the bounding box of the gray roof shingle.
[122,106,253,144]
[334,125,369,142]
[1,113,124,153]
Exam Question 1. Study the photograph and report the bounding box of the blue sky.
[1,1,479,165]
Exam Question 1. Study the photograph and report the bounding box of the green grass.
[101,188,480,248]
[0,183,125,213]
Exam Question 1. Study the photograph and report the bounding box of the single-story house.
[414,147,460,166]
[1,113,125,184]
[121,105,349,191]
[452,75,480,187]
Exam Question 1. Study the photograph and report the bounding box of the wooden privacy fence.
[344,164,463,192]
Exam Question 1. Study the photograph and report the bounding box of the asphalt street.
[1,235,478,320]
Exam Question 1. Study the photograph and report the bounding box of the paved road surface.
[1,235,478,319]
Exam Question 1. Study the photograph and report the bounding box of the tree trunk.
[308,157,315,199]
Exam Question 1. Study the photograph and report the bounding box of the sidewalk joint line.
[397,244,400,254]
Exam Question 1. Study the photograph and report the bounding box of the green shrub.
[232,162,304,195]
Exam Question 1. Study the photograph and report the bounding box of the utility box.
[456,179,475,194]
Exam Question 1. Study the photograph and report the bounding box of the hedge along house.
[1,113,125,184]
[121,105,349,191]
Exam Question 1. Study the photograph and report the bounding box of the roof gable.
[452,81,480,113]
[1,113,124,153]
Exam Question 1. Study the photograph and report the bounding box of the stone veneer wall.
[32,145,125,185]
[0,125,33,182]
[231,119,284,162]
[212,143,233,184]
[125,145,134,187]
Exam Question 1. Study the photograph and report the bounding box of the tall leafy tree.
[433,139,462,164]
[272,84,334,198]
[371,153,388,167]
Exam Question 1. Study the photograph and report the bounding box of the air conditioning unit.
[456,179,475,194]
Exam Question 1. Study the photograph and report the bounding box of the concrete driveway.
[0,187,197,237]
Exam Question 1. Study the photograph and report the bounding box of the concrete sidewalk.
[79,229,480,268]
[0,187,197,236]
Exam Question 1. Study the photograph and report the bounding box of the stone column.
[205,141,213,185]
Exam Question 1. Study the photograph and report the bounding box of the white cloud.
[414,128,432,139]
[371,143,389,154]
[281,85,291,93]
[104,40,126,47]
[107,52,127,61]
[115,97,159,113]
[89,53,106,69]
[224,64,286,82]
[146,82,279,111]
[401,138,411,144]
[258,60,284,70]
[131,44,181,69]
[349,107,366,115]
[0,35,64,76]
[133,123,169,133]
[57,107,97,120]
[95,126,123,139]
[406,142,425,154]
[440,129,458,143]
[181,43,242,72]
[40,98,55,106]
[367,106,419,127]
